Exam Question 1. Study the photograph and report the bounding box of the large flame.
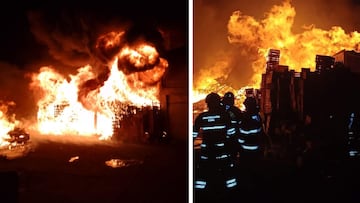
[193,0,360,105]
[29,31,168,140]
[0,101,19,146]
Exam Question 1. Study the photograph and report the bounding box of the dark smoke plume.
[26,5,172,112]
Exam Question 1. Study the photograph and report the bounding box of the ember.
[105,158,144,168]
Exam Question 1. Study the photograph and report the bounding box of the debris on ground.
[105,159,143,168]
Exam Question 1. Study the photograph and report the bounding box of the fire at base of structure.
[39,101,163,142]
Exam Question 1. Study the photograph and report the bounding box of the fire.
[192,53,233,103]
[0,101,19,146]
[30,31,168,140]
[194,0,360,105]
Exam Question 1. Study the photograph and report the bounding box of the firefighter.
[238,97,267,169]
[193,92,238,201]
[347,112,360,158]
[221,91,243,162]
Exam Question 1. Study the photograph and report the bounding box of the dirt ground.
[0,135,188,203]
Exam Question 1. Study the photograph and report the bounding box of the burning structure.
[28,28,188,143]
[0,25,187,153]
[194,0,360,102]
[260,48,360,158]
[29,36,169,142]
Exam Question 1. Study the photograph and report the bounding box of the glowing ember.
[194,0,360,105]
[69,156,79,163]
[30,31,168,140]
[105,158,143,168]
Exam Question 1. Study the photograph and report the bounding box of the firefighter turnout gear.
[193,92,238,194]
[239,113,263,153]
[221,91,243,160]
[222,91,235,107]
[238,97,265,162]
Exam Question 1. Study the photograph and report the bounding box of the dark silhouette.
[221,91,243,162]
[193,92,238,202]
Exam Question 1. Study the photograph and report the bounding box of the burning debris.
[0,127,32,160]
[0,101,32,159]
[69,156,79,163]
[0,129,32,160]
[105,158,144,168]
[6,127,30,146]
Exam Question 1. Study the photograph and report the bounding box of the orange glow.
[96,31,125,49]
[119,45,160,70]
[0,101,19,147]
[192,52,233,103]
[30,32,168,140]
[193,0,360,106]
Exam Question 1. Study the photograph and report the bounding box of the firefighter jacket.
[193,108,236,164]
[224,105,243,156]
[224,105,243,132]
[238,111,264,153]
[193,108,237,190]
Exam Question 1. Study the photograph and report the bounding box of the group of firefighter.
[193,90,360,202]
[193,91,268,201]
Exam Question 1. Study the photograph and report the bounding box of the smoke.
[26,5,179,112]
[0,62,36,125]
[26,5,181,71]
[27,10,92,69]
[291,0,360,33]
[194,0,360,90]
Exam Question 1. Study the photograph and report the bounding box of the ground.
[0,135,188,203]
[194,148,360,203]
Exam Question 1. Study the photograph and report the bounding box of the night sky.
[0,1,188,120]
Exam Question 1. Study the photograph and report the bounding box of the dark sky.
[194,0,360,89]
[0,1,188,120]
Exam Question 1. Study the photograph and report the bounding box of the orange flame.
[228,0,360,89]
[193,0,360,105]
[0,101,19,146]
[30,32,168,140]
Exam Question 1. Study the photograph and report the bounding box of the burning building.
[28,31,188,143]
[29,40,165,140]
[0,2,188,153]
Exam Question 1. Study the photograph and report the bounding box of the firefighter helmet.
[222,91,235,106]
[205,92,221,106]
[244,97,258,111]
